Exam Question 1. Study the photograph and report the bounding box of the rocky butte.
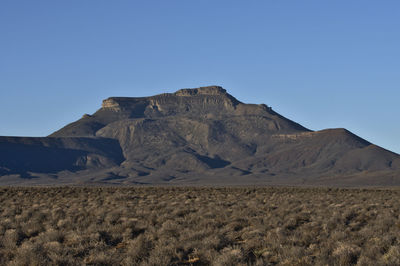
[0,86,399,186]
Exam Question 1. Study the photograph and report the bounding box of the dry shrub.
[333,243,361,265]
[382,246,400,264]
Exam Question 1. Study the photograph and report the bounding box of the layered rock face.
[1,86,399,186]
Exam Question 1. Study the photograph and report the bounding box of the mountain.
[1,86,399,186]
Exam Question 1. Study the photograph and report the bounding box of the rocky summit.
[1,86,399,186]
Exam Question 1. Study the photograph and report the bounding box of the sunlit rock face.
[99,86,239,118]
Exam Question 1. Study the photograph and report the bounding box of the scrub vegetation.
[0,186,399,265]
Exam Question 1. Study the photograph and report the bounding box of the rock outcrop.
[1,86,399,186]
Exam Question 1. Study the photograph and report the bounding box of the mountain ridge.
[1,86,399,186]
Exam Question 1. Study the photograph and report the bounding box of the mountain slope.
[1,86,399,186]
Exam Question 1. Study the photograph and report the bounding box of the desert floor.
[0,186,399,265]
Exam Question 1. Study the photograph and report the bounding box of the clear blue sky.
[1,1,399,154]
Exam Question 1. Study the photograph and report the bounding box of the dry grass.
[0,186,399,265]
